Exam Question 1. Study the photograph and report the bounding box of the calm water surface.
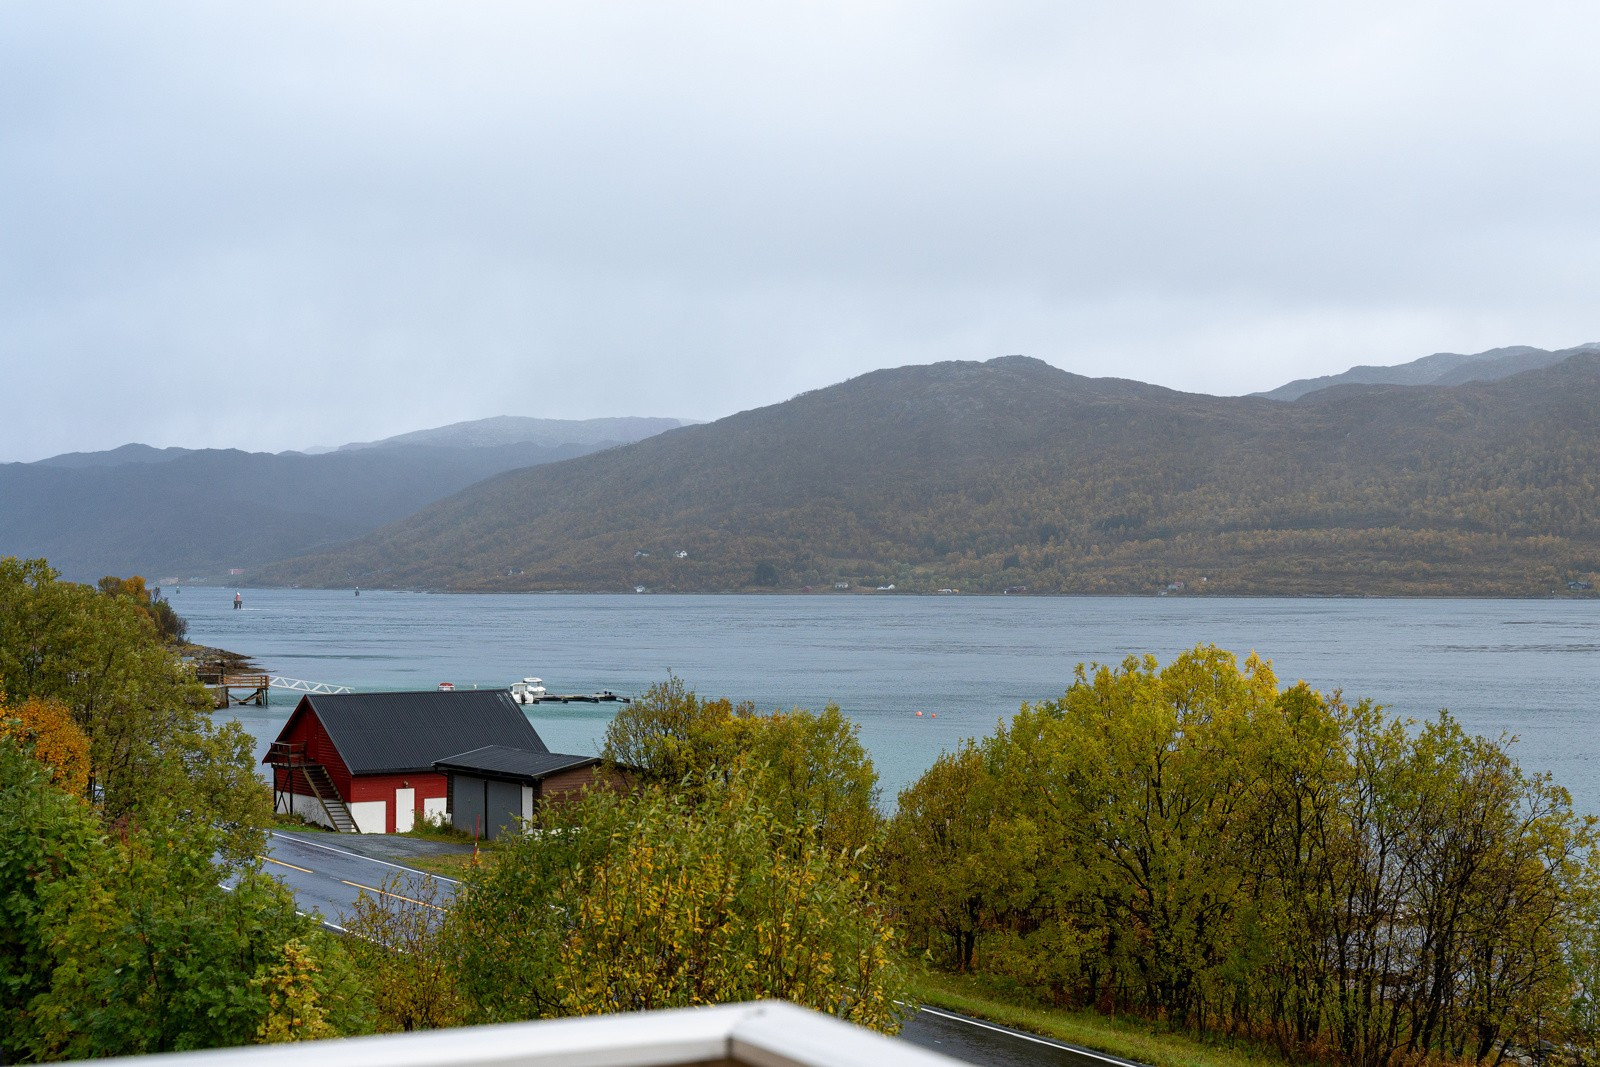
[186,589,1600,814]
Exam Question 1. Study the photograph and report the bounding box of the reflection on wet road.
[902,1005,1147,1067]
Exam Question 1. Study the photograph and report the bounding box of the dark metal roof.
[271,690,549,775]
[433,745,598,782]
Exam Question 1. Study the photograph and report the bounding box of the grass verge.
[907,970,1295,1067]
[400,819,477,843]
[407,851,485,878]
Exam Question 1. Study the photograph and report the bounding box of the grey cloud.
[2,2,1596,460]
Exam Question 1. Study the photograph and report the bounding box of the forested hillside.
[259,354,1600,596]
[1,417,684,582]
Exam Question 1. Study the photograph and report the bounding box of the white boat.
[510,677,547,704]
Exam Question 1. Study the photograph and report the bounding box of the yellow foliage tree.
[255,939,339,1044]
[448,773,904,1033]
[0,694,90,796]
[554,784,899,1029]
[341,874,461,1032]
[887,645,1600,1066]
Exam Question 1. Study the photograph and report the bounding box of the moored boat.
[510,676,547,704]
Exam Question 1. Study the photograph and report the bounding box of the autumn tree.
[0,738,370,1058]
[602,675,881,854]
[743,704,881,855]
[1042,647,1281,1024]
[601,673,756,785]
[98,574,188,644]
[885,644,1600,1067]
[0,557,271,861]
[447,773,905,1032]
[255,939,342,1044]
[341,873,462,1032]
[883,743,999,973]
[0,738,104,1062]
[0,694,90,795]
[0,559,360,1057]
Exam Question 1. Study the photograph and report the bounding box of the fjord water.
[190,589,1600,814]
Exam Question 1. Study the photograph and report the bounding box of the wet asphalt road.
[901,1005,1146,1067]
[259,830,463,929]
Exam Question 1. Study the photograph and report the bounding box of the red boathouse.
[264,689,552,834]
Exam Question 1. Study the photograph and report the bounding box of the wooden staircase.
[267,741,360,833]
[302,763,359,833]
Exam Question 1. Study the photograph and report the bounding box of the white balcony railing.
[98,1000,971,1067]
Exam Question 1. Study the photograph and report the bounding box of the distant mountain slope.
[1,418,685,582]
[259,353,1600,597]
[1255,342,1600,401]
[338,416,690,452]
[33,443,198,468]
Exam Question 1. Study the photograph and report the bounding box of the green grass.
[397,820,483,876]
[404,835,506,879]
[407,852,482,878]
[906,970,1299,1067]
[399,819,476,843]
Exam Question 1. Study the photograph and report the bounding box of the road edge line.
[913,1005,1145,1066]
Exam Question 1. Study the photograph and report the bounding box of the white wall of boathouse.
[282,792,387,834]
[349,800,386,834]
[285,785,449,834]
[285,791,332,830]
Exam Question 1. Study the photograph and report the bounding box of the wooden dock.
[520,691,631,705]
[208,673,270,708]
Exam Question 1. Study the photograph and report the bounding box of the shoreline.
[192,585,1599,601]
[180,642,262,674]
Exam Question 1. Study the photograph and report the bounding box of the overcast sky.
[3,2,1596,461]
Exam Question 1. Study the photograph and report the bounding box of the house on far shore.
[265,689,612,835]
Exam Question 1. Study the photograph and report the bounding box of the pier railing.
[268,676,354,695]
[202,674,351,709]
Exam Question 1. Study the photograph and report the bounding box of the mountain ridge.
[1254,342,1600,401]
[257,351,1600,597]
[1,417,686,581]
[33,443,200,468]
[336,415,691,452]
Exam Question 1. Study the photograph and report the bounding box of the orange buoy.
[915,710,923,717]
